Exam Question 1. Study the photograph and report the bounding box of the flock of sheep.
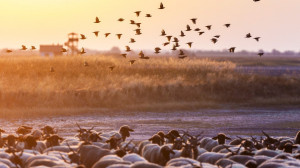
[0,125,299,168]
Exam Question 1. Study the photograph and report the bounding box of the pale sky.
[0,0,300,52]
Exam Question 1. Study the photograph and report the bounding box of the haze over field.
[0,0,300,52]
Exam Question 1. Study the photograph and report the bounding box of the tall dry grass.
[0,55,300,115]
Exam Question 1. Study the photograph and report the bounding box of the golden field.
[0,55,300,117]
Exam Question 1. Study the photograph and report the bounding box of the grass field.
[1,54,300,117]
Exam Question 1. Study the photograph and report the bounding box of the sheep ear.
[212,136,218,140]
[225,137,231,140]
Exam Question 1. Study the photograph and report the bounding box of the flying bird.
[175,42,180,47]
[145,14,152,17]
[121,53,127,58]
[163,42,170,46]
[139,51,150,59]
[80,48,86,54]
[199,32,205,36]
[130,20,135,24]
[253,0,260,2]
[161,29,166,36]
[135,23,141,28]
[224,24,231,28]
[129,60,136,65]
[229,47,236,53]
[214,35,220,38]
[180,31,185,37]
[191,18,197,24]
[135,29,142,35]
[246,33,252,38]
[166,36,172,42]
[125,46,131,52]
[130,38,136,43]
[194,28,201,31]
[186,42,193,48]
[211,38,218,44]
[254,37,261,42]
[206,25,212,30]
[21,45,27,50]
[118,18,124,22]
[173,37,179,43]
[186,25,192,31]
[80,34,86,40]
[105,33,111,37]
[116,34,123,39]
[31,46,36,50]
[159,2,165,9]
[171,45,177,51]
[94,17,100,23]
[179,50,185,56]
[154,47,161,54]
[135,11,141,17]
[93,31,99,37]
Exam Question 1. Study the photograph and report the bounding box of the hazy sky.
[0,0,300,52]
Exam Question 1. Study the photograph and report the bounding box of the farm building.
[39,44,63,57]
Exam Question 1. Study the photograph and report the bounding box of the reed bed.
[0,55,299,115]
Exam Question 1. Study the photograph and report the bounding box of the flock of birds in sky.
[5,0,264,70]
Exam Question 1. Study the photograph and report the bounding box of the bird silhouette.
[258,52,264,57]
[121,53,127,58]
[180,31,185,37]
[179,50,185,56]
[166,36,172,42]
[130,38,136,43]
[139,51,150,59]
[206,25,212,30]
[135,29,142,35]
[224,24,231,28]
[211,38,218,44]
[129,60,136,65]
[135,11,141,17]
[31,46,36,50]
[125,46,131,52]
[214,35,220,38]
[118,18,125,22]
[21,45,27,50]
[80,34,87,40]
[246,33,252,38]
[253,0,260,2]
[154,47,161,54]
[116,34,123,39]
[199,32,205,36]
[171,45,177,51]
[94,17,100,23]
[175,42,180,47]
[80,48,86,54]
[146,14,152,17]
[161,29,166,36]
[159,2,165,9]
[186,25,192,31]
[191,18,197,24]
[254,37,261,42]
[173,37,179,43]
[109,66,115,71]
[93,31,99,37]
[130,20,135,24]
[105,33,111,37]
[135,23,141,28]
[163,42,170,46]
[194,28,201,31]
[186,42,193,48]
[229,47,236,53]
